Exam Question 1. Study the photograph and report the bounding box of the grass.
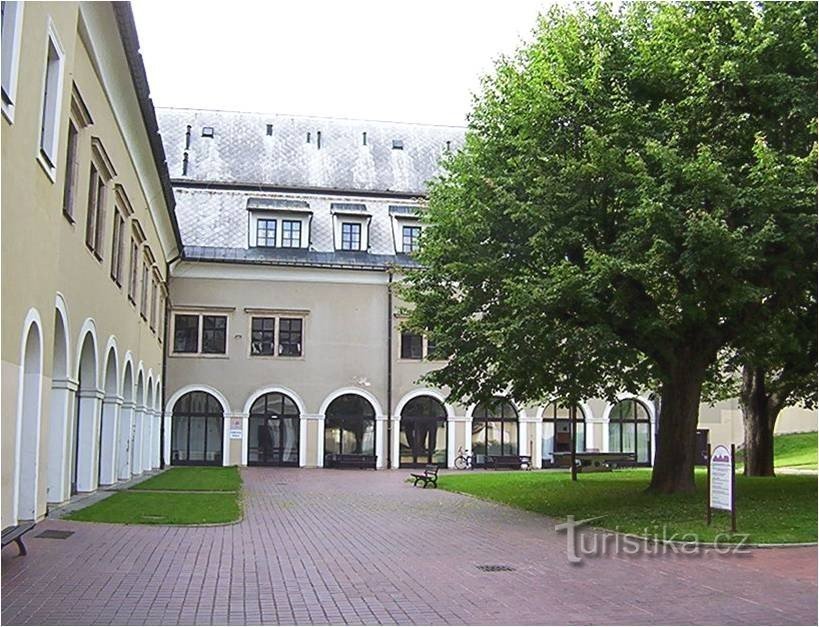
[774,432,817,470]
[65,467,242,525]
[438,469,817,544]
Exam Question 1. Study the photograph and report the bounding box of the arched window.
[608,398,651,465]
[541,403,586,464]
[400,396,447,467]
[471,398,518,467]
[248,392,300,466]
[171,391,224,466]
[324,394,376,465]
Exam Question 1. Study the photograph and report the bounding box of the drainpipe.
[160,253,181,469]
[386,270,394,470]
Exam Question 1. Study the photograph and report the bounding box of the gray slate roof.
[156,108,464,195]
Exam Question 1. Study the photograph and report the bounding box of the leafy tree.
[401,1,817,493]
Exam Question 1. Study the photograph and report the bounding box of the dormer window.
[331,203,370,252]
[281,220,302,248]
[389,205,423,254]
[256,218,277,247]
[402,225,421,253]
[247,197,311,249]
[341,222,361,251]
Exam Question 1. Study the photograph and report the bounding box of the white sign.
[229,417,243,440]
[709,444,733,511]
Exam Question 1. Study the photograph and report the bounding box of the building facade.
[1,2,180,527]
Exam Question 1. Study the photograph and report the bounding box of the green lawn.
[774,432,817,470]
[131,466,242,491]
[65,467,243,525]
[439,469,817,544]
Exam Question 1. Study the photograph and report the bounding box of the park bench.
[325,453,376,469]
[487,454,532,470]
[2,521,35,556]
[410,464,439,488]
[552,451,637,472]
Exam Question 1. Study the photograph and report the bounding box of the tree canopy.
[401,1,817,493]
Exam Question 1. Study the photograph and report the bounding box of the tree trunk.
[740,365,779,477]
[648,357,709,494]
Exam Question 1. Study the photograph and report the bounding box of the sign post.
[707,443,736,532]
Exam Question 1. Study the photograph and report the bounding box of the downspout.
[386,269,394,470]
[160,252,181,469]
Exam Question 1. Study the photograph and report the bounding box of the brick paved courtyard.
[2,468,817,625]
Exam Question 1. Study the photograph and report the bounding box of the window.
[608,399,652,465]
[541,403,586,464]
[140,256,150,319]
[172,313,229,355]
[202,315,227,354]
[149,277,158,331]
[84,164,107,257]
[171,392,224,466]
[402,226,421,253]
[1,1,24,120]
[392,139,403,150]
[471,398,519,467]
[281,219,301,248]
[250,317,275,355]
[324,394,376,460]
[279,318,302,356]
[202,126,214,138]
[38,29,64,172]
[173,314,199,353]
[340,222,361,251]
[127,237,139,303]
[400,332,423,360]
[110,210,125,285]
[248,392,300,466]
[256,218,277,247]
[62,121,79,220]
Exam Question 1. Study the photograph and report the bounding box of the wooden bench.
[2,522,35,556]
[410,464,439,488]
[552,451,637,472]
[487,455,532,470]
[325,453,376,469]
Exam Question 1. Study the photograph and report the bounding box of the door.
[248,415,300,466]
[400,417,446,467]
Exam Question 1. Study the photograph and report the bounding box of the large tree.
[401,1,817,493]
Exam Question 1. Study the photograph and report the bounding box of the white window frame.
[170,310,232,358]
[36,20,66,181]
[332,213,370,251]
[245,308,308,360]
[248,211,310,249]
[1,1,25,123]
[401,224,422,254]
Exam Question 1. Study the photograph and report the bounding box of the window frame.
[171,312,231,357]
[247,313,306,359]
[36,21,66,180]
[281,219,302,248]
[110,207,125,286]
[255,218,277,248]
[1,1,25,122]
[61,119,79,222]
[400,331,423,360]
[402,225,422,254]
[249,316,276,356]
[340,222,362,251]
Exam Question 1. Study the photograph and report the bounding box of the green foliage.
[439,469,817,544]
[401,1,817,410]
[773,431,818,470]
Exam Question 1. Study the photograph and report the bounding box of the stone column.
[132,404,144,476]
[75,388,104,493]
[375,415,386,469]
[118,400,135,480]
[47,377,77,504]
[98,393,123,486]
[391,416,400,469]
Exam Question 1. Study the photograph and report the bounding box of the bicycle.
[453,446,474,470]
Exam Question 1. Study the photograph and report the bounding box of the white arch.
[394,388,455,418]
[145,370,154,406]
[102,337,119,394]
[318,386,384,417]
[14,308,44,521]
[74,318,99,390]
[47,299,72,504]
[601,393,656,422]
[535,400,594,422]
[242,385,307,416]
[153,378,162,411]
[165,384,231,415]
[121,352,135,401]
[53,294,70,379]
[464,395,525,419]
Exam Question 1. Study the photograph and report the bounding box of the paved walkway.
[2,468,816,625]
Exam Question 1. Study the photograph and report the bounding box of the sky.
[132,0,557,127]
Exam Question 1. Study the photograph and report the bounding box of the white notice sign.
[229,417,243,440]
[709,444,733,511]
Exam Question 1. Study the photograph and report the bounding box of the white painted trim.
[173,260,393,286]
[241,385,307,416]
[74,318,99,389]
[299,417,307,468]
[1,1,25,123]
[601,393,655,460]
[102,337,120,395]
[35,18,66,181]
[165,383,231,415]
[54,293,71,375]
[121,351,135,401]
[393,388,455,419]
[318,386,384,418]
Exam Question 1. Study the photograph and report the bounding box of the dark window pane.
[400,332,422,359]
[202,315,227,354]
[173,314,199,353]
[279,317,302,356]
[256,218,277,247]
[341,222,361,251]
[402,225,421,253]
[281,220,302,248]
[250,316,275,355]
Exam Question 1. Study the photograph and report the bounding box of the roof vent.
[202,126,214,138]
[392,139,403,150]
[185,125,191,149]
[306,132,311,144]
[266,124,273,136]
[362,132,367,146]
[445,140,451,151]
[182,151,189,176]
[317,131,321,149]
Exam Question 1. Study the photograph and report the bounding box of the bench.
[410,464,439,488]
[552,451,637,472]
[2,522,35,556]
[487,455,532,470]
[325,453,376,469]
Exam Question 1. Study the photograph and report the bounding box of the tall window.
[324,394,376,463]
[110,210,125,285]
[400,332,423,359]
[248,392,300,466]
[250,315,304,357]
[172,313,229,355]
[173,314,199,353]
[140,256,150,319]
[202,315,227,354]
[127,237,139,303]
[39,30,64,170]
[250,317,275,355]
[608,399,651,465]
[541,403,586,464]
[1,1,24,118]
[281,219,301,248]
[84,164,106,257]
[278,318,302,356]
[171,391,224,466]
[62,121,79,220]
[471,398,518,467]
[256,218,277,247]
[149,277,158,331]
[341,222,361,251]
[402,225,421,253]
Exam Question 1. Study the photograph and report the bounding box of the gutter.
[386,270,394,470]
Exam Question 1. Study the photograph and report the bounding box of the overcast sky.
[132,0,556,127]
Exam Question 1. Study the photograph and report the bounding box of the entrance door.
[248,392,300,466]
[400,417,447,467]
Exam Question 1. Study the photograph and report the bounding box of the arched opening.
[399,396,447,467]
[47,307,70,504]
[248,392,300,466]
[152,380,161,469]
[608,398,652,465]
[324,394,375,465]
[132,372,144,475]
[98,347,119,485]
[471,398,518,467]
[117,362,134,480]
[143,380,154,472]
[171,391,224,465]
[73,331,98,493]
[16,318,43,521]
[541,403,587,466]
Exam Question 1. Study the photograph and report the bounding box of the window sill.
[169,353,230,359]
[62,210,75,225]
[249,354,305,361]
[2,101,15,124]
[36,152,57,183]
